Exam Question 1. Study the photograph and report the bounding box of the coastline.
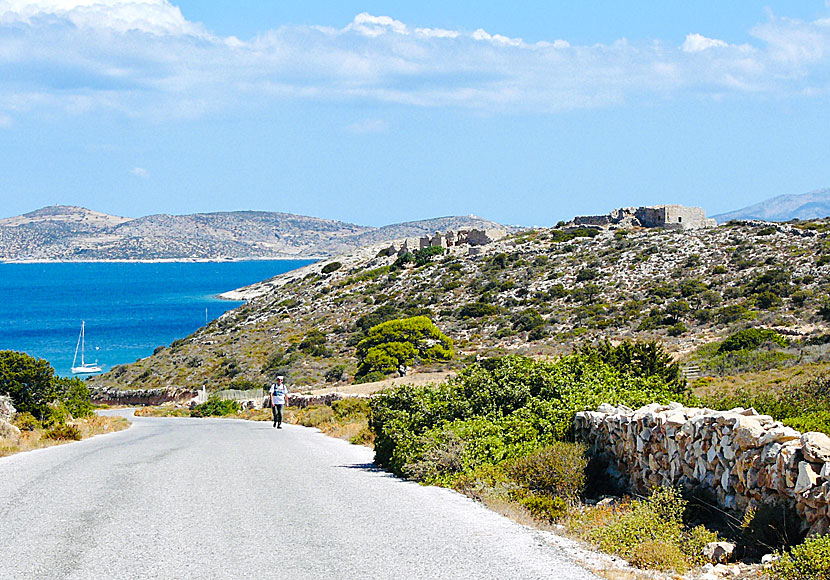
[0,256,325,264]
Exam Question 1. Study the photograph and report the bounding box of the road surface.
[0,411,600,579]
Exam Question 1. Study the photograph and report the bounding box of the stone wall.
[575,403,830,536]
[91,386,198,406]
[571,205,716,231]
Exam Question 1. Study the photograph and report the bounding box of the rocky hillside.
[89,218,830,392]
[713,188,830,223]
[0,206,507,261]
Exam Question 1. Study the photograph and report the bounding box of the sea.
[0,260,313,377]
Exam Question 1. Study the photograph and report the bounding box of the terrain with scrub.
[44,219,830,577]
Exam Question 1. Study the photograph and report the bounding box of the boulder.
[734,416,765,450]
[702,541,736,564]
[0,418,21,439]
[0,395,15,422]
[802,432,830,464]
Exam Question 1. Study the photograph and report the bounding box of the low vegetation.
[0,414,129,458]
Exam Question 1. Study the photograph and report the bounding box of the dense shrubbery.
[191,396,239,417]
[370,347,687,480]
[457,302,499,319]
[719,328,788,353]
[694,328,799,376]
[768,534,830,580]
[576,487,717,572]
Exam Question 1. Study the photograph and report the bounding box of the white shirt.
[270,383,288,405]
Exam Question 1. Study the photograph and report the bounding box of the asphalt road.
[0,411,600,580]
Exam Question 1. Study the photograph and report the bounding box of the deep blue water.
[0,261,313,376]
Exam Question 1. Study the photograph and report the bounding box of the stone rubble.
[0,395,15,422]
[575,403,830,537]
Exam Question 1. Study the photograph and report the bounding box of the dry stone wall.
[575,403,830,536]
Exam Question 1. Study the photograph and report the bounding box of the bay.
[0,261,312,376]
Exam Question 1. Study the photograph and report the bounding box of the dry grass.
[692,361,830,397]
[0,415,130,458]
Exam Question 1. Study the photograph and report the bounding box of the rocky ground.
[88,218,830,393]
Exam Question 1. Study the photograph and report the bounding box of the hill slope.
[0,206,507,261]
[714,188,830,223]
[89,218,830,392]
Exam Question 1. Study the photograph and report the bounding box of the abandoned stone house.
[572,204,716,231]
[418,228,505,250]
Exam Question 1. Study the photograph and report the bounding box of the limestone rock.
[0,395,15,422]
[0,418,20,439]
[795,462,821,494]
[734,417,765,450]
[802,432,830,464]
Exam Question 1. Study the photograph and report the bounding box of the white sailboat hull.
[72,363,102,374]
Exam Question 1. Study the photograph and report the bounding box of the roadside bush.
[505,442,587,501]
[44,423,82,441]
[294,405,334,427]
[586,487,717,572]
[0,350,56,419]
[53,377,94,418]
[191,396,239,417]
[12,412,39,431]
[768,534,830,580]
[332,398,370,421]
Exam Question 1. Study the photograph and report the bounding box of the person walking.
[269,375,288,429]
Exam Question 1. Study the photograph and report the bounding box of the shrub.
[44,424,82,441]
[768,535,830,580]
[191,396,239,417]
[295,405,334,427]
[413,246,445,266]
[12,412,39,431]
[588,487,717,572]
[299,329,331,357]
[668,322,688,336]
[53,377,93,418]
[457,302,499,319]
[0,350,56,419]
[355,316,452,379]
[332,397,370,421]
[321,261,342,274]
[511,309,544,332]
[720,328,789,353]
[505,442,587,501]
[716,304,753,324]
[324,364,346,383]
[576,268,599,282]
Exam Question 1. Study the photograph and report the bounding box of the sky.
[1,2,830,227]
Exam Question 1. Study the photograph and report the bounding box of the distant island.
[0,205,510,262]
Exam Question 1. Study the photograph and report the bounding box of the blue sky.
[2,2,830,226]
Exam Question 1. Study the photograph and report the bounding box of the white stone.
[0,418,20,439]
[802,432,830,464]
[795,461,821,494]
[734,416,765,450]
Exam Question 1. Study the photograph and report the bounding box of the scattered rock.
[0,395,15,422]
[801,432,830,464]
[0,418,21,439]
[703,541,736,564]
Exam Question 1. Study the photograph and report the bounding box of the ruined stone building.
[418,228,505,250]
[572,204,716,231]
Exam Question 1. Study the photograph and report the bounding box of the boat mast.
[73,321,83,368]
[80,320,85,366]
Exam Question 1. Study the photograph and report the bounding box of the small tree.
[356,316,453,380]
[0,350,56,418]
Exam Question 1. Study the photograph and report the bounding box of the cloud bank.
[1,2,829,120]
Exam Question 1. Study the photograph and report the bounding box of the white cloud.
[130,167,149,178]
[1,6,830,119]
[0,112,10,127]
[681,33,729,53]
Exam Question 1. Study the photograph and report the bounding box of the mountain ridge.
[0,206,509,262]
[713,188,830,223]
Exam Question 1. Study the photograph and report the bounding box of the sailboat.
[71,321,102,374]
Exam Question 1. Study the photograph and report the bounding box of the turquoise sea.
[0,261,312,376]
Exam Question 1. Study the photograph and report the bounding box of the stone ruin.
[418,228,505,250]
[575,403,830,536]
[572,204,716,231]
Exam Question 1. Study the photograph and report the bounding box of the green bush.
[332,398,370,421]
[12,412,39,431]
[325,364,346,383]
[505,442,587,501]
[299,329,331,357]
[457,302,499,319]
[514,492,569,522]
[0,350,57,419]
[295,405,334,427]
[355,316,452,380]
[511,309,544,332]
[768,535,830,580]
[321,261,342,274]
[589,487,717,572]
[413,246,445,266]
[191,396,239,417]
[44,424,82,441]
[720,328,789,353]
[53,377,94,418]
